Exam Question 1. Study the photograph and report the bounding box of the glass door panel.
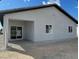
[17,27,22,38]
[11,26,16,39]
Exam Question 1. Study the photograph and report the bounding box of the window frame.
[46,25,52,33]
[68,26,72,33]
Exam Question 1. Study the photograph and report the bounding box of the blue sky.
[0,0,78,19]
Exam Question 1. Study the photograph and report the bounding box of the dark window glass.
[46,25,52,33]
[11,26,16,39]
[46,25,49,33]
[68,26,72,33]
[17,27,22,38]
[11,26,22,39]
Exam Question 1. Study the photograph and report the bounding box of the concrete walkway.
[0,38,78,59]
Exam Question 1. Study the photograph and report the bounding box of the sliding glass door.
[11,26,16,39]
[17,27,22,38]
[11,26,22,39]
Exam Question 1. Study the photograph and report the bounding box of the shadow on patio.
[8,40,36,59]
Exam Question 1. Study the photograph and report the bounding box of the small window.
[68,26,72,33]
[46,25,52,33]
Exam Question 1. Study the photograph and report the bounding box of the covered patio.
[8,20,34,42]
[3,19,35,49]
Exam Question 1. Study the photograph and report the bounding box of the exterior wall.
[4,7,77,42]
[23,21,34,41]
[34,7,77,41]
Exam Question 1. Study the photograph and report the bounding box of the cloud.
[24,0,30,2]
[75,6,78,8]
[42,0,61,6]
[42,1,46,5]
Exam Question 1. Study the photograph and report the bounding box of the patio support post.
[4,17,9,50]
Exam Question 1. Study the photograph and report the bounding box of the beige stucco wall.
[4,6,77,43]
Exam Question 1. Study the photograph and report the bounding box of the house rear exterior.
[0,4,78,50]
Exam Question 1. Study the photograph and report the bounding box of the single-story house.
[0,4,78,50]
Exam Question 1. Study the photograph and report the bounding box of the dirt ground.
[0,38,78,59]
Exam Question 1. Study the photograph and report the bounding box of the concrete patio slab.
[0,38,78,59]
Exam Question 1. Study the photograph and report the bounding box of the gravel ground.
[0,38,78,59]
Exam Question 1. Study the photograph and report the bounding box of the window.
[68,26,72,33]
[46,25,52,33]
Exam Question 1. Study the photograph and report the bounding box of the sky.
[0,0,78,30]
[0,0,78,19]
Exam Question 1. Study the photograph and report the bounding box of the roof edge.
[0,4,78,24]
